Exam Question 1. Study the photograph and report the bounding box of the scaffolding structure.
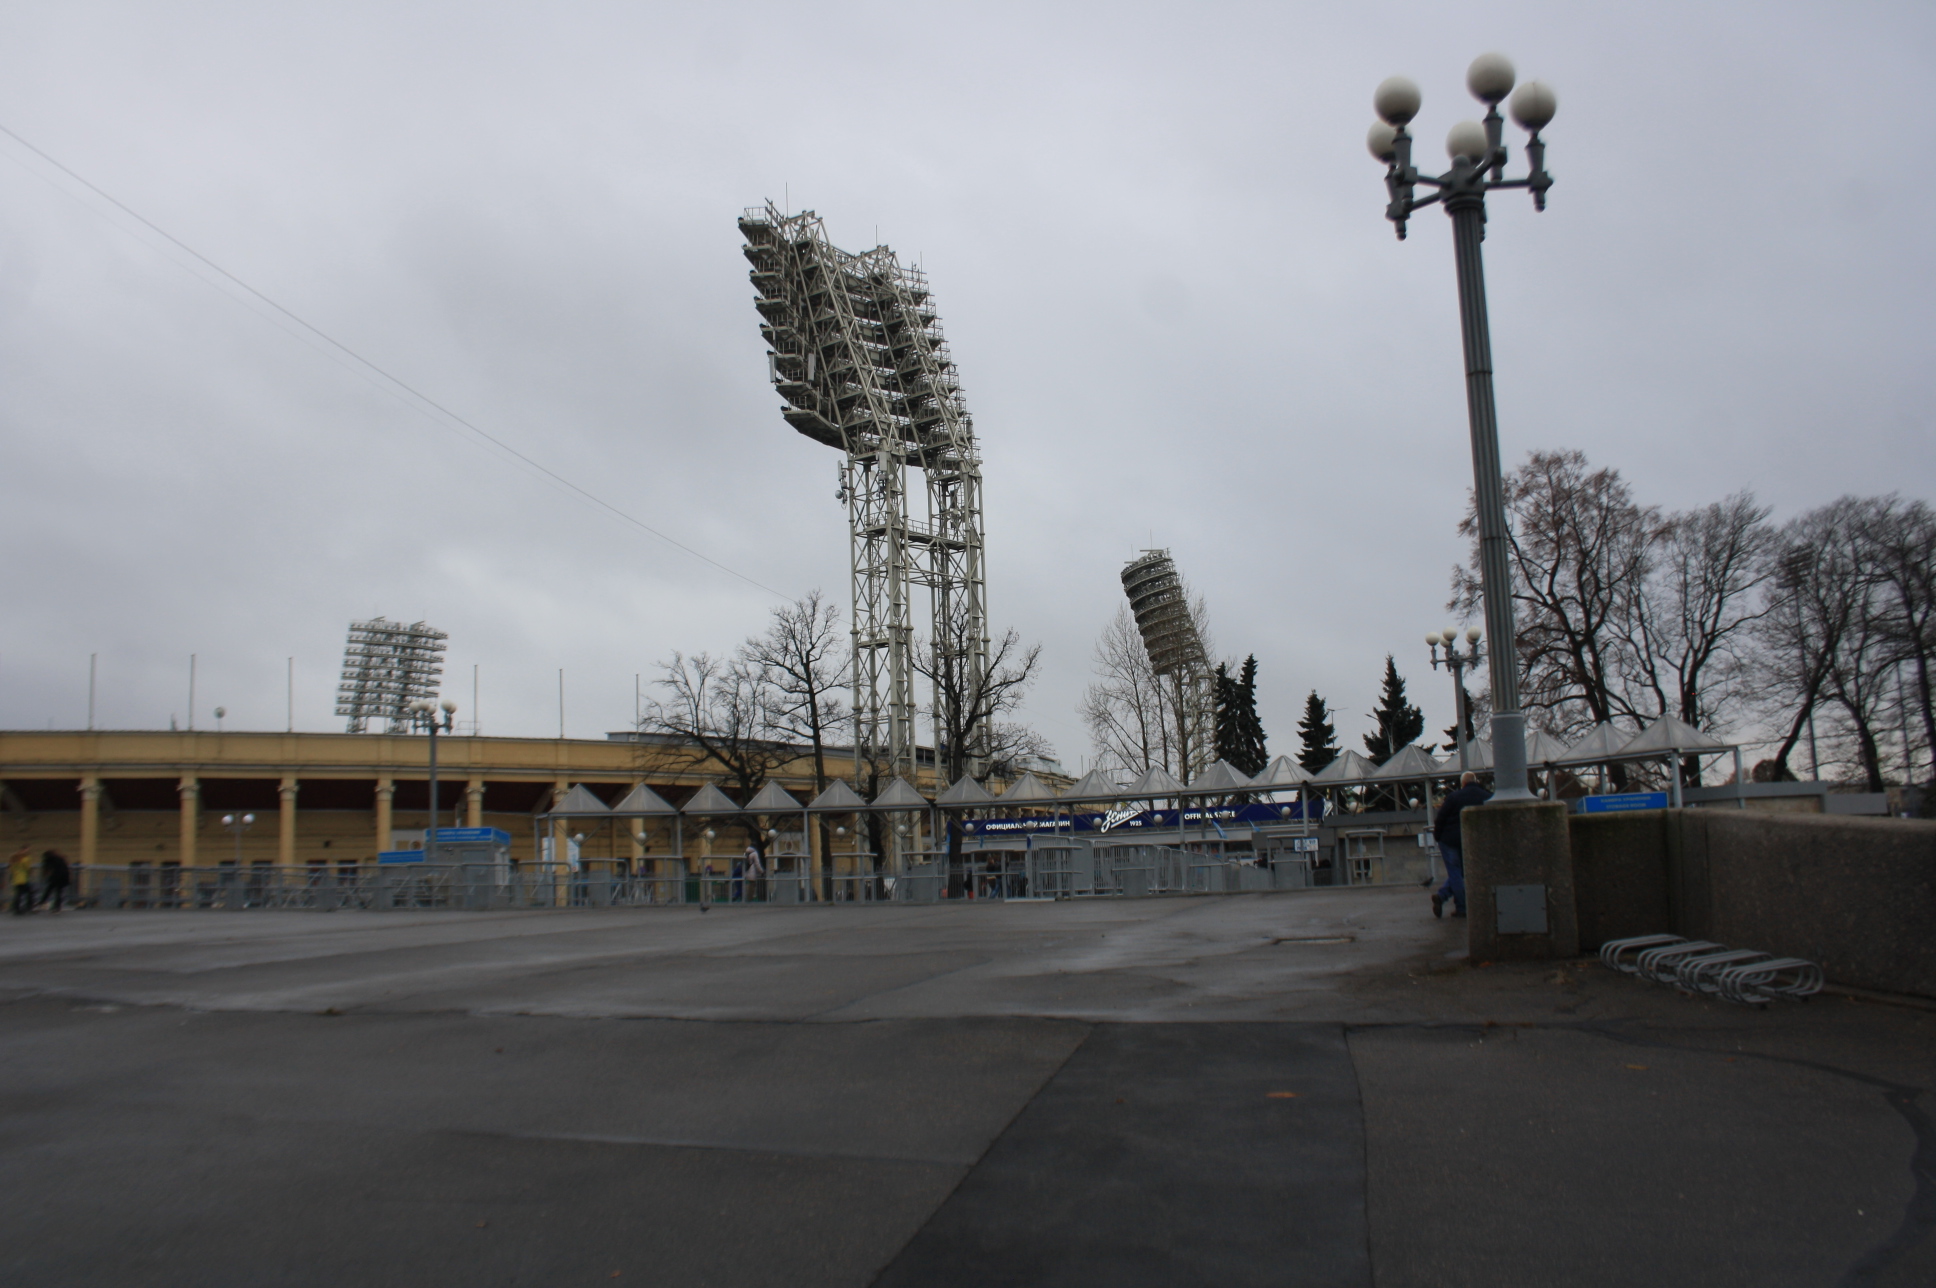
[739,203,988,786]
[1121,551,1215,779]
[335,618,447,734]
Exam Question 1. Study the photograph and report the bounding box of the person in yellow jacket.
[8,847,34,916]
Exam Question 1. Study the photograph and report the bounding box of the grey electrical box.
[1496,883,1549,934]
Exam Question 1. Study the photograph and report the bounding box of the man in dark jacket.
[40,850,72,913]
[1431,772,1491,919]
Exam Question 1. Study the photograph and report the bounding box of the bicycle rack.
[1598,934,1822,1005]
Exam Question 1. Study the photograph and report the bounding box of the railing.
[67,847,1429,913]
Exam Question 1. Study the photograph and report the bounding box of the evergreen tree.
[1363,656,1425,764]
[1213,662,1239,766]
[1296,690,1339,774]
[1232,655,1268,775]
[1214,657,1269,775]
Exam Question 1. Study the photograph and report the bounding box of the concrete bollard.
[1464,800,1578,960]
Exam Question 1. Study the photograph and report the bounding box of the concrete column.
[551,778,570,906]
[1463,800,1578,961]
[809,815,823,898]
[465,778,485,829]
[629,782,646,865]
[177,777,199,866]
[374,777,395,858]
[278,777,299,867]
[78,775,102,869]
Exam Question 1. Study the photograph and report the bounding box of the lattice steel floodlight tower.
[1121,550,1214,780]
[738,203,989,787]
[335,618,448,734]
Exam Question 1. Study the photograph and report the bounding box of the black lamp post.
[1428,627,1486,773]
[1368,53,1555,801]
[407,698,457,862]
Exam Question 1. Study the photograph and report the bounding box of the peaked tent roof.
[870,777,931,809]
[1561,723,1631,764]
[1122,765,1185,797]
[936,775,996,806]
[1061,768,1121,802]
[996,771,1060,804]
[1525,729,1572,765]
[683,782,742,815]
[807,780,868,812]
[1452,738,1492,769]
[1187,760,1252,793]
[1312,750,1378,784]
[1615,716,1733,756]
[548,784,613,816]
[1246,755,1312,789]
[1370,745,1442,780]
[745,780,805,813]
[609,782,678,816]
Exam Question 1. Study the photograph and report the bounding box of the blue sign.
[377,850,425,864]
[1582,792,1669,813]
[429,828,511,844]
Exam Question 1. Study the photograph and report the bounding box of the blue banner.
[1581,792,1669,813]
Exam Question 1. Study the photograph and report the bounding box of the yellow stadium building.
[0,728,951,891]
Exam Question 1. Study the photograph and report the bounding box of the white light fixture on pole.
[1427,626,1485,774]
[1370,53,1556,800]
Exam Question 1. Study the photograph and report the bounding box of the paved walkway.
[1,890,1930,1286]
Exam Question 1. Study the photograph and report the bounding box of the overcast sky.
[0,0,1930,768]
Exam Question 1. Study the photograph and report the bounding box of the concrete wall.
[1567,809,1936,999]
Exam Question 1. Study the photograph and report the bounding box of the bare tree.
[1751,537,1844,781]
[1859,498,1936,784]
[1625,493,1776,783]
[1453,449,1657,740]
[639,652,796,859]
[915,614,1049,871]
[743,591,848,900]
[1751,498,1896,790]
[916,616,1048,788]
[1079,598,1215,778]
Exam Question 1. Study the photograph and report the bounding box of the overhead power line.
[0,121,787,599]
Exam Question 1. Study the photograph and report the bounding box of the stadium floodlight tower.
[1121,550,1214,780]
[334,618,449,734]
[738,203,988,788]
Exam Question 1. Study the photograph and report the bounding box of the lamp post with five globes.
[407,698,458,863]
[1367,52,1555,802]
[1428,626,1486,774]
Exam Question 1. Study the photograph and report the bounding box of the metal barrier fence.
[68,844,1431,913]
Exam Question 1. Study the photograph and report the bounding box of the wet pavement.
[1,889,1930,1286]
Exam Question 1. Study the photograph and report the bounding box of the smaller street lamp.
[1428,626,1485,773]
[219,811,255,867]
[406,698,457,862]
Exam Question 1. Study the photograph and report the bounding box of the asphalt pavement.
[0,889,1929,1287]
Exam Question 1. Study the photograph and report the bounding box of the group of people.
[8,847,72,915]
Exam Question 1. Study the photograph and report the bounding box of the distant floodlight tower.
[738,203,988,788]
[335,618,448,734]
[1121,550,1214,780]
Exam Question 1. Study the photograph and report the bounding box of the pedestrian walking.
[1431,771,1492,919]
[8,847,35,916]
[744,844,764,902]
[39,850,72,913]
